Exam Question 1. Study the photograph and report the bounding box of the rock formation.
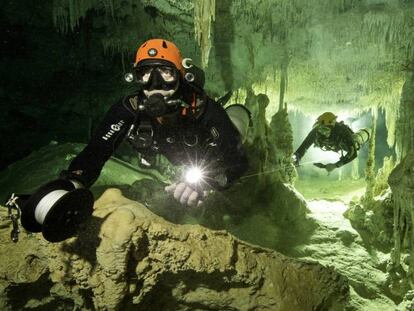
[388,151,414,297]
[0,188,349,310]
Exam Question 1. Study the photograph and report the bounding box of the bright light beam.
[185,167,204,184]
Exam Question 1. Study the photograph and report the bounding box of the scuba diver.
[6,39,250,242]
[293,112,370,173]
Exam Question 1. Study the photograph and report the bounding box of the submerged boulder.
[1,188,349,310]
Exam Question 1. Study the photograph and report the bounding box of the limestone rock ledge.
[1,188,349,310]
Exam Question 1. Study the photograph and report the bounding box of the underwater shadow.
[60,214,106,267]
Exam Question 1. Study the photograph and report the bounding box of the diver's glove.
[165,167,228,207]
[165,182,208,207]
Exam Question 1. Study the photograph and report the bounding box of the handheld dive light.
[183,165,228,190]
[185,167,204,184]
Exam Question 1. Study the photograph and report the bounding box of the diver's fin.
[313,162,326,169]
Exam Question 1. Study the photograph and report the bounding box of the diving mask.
[136,65,179,87]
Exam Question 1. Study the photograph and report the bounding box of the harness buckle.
[128,120,154,149]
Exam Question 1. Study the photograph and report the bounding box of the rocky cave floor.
[0,143,406,310]
[295,179,396,310]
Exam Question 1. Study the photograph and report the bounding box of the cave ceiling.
[52,0,414,115]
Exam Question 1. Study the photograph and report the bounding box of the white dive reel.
[19,179,94,242]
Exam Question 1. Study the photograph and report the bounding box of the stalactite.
[279,51,289,111]
[105,0,115,18]
[396,71,414,161]
[364,109,377,202]
[53,5,69,33]
[49,0,414,118]
[53,0,97,32]
[362,8,414,62]
[390,99,400,142]
[194,0,216,68]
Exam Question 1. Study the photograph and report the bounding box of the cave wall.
[2,0,414,169]
[0,1,126,169]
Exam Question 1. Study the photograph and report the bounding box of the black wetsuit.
[60,91,248,190]
[295,122,357,167]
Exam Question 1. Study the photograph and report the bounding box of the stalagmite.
[270,107,295,183]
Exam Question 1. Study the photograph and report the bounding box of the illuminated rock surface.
[301,200,395,310]
[0,188,348,310]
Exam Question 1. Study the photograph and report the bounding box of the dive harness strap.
[127,114,154,149]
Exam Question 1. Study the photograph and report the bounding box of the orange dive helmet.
[134,39,184,75]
